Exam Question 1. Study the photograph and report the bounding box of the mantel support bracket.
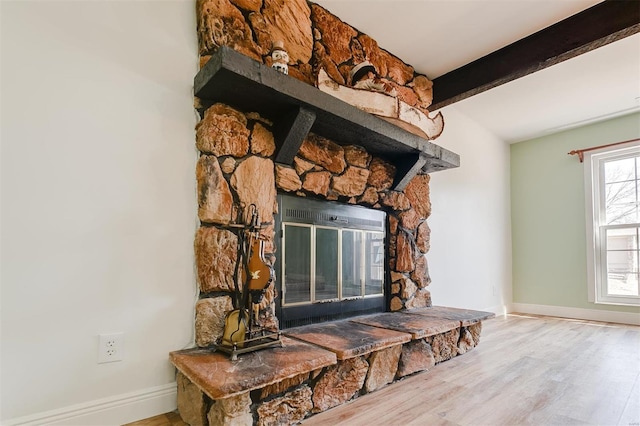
[393,154,428,191]
[273,107,316,165]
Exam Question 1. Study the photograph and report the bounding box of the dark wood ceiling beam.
[430,0,640,110]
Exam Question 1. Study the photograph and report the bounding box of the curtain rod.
[568,138,640,163]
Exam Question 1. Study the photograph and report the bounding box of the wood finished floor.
[129,314,640,426]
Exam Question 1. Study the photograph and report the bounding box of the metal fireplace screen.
[275,194,387,329]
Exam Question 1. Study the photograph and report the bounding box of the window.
[585,142,640,306]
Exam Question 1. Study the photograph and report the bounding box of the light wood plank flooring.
[129,314,640,426]
[303,314,640,426]
[124,411,186,426]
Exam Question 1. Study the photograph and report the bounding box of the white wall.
[427,107,512,314]
[1,1,198,423]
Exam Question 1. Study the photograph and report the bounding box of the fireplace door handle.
[329,216,348,224]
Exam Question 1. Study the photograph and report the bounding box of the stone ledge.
[284,319,411,360]
[351,312,460,339]
[405,305,496,326]
[170,336,336,400]
[171,307,494,425]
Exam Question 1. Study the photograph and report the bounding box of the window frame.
[584,141,640,306]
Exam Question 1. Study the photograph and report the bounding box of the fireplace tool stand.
[216,205,281,360]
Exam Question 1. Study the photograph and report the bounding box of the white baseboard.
[3,383,177,426]
[509,303,640,326]
[481,304,509,317]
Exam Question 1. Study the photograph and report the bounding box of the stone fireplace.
[190,0,450,347]
[170,1,494,424]
[194,99,439,344]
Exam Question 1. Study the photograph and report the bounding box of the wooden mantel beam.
[430,0,640,110]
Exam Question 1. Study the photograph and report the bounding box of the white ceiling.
[313,0,640,143]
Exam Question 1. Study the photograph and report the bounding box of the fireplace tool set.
[216,204,282,360]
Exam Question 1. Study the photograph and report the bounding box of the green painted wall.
[511,113,640,313]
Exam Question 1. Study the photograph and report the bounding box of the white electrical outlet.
[98,333,124,363]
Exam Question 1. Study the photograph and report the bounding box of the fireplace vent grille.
[285,208,383,229]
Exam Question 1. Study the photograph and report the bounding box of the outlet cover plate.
[98,333,124,363]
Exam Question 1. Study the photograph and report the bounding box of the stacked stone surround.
[195,102,433,346]
[194,0,440,347]
[196,0,434,113]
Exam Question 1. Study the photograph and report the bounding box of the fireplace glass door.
[276,194,386,328]
[282,225,383,305]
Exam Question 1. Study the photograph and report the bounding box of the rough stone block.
[391,282,401,295]
[412,75,434,107]
[390,296,403,312]
[311,4,357,65]
[428,328,461,363]
[293,156,315,175]
[405,288,432,309]
[364,345,402,393]
[195,227,238,293]
[395,232,415,272]
[208,392,253,426]
[399,208,420,231]
[404,174,431,218]
[248,12,272,56]
[250,122,275,157]
[287,63,315,85]
[358,186,379,205]
[195,296,234,347]
[275,165,302,192]
[257,385,313,426]
[261,0,312,64]
[302,171,331,196]
[331,166,370,197]
[197,0,261,59]
[379,49,414,85]
[469,321,482,345]
[298,135,346,174]
[313,41,345,85]
[457,326,475,355]
[381,191,411,211]
[416,221,431,253]
[367,157,395,191]
[231,156,276,224]
[312,356,368,412]
[177,372,208,426]
[344,145,371,168]
[220,157,237,174]
[388,215,399,235]
[411,254,431,289]
[230,0,261,12]
[354,34,384,74]
[400,276,418,300]
[397,339,435,377]
[196,104,250,157]
[196,155,234,225]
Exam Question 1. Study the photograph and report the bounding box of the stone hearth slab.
[170,336,336,400]
[284,320,411,360]
[351,312,459,339]
[404,305,496,326]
